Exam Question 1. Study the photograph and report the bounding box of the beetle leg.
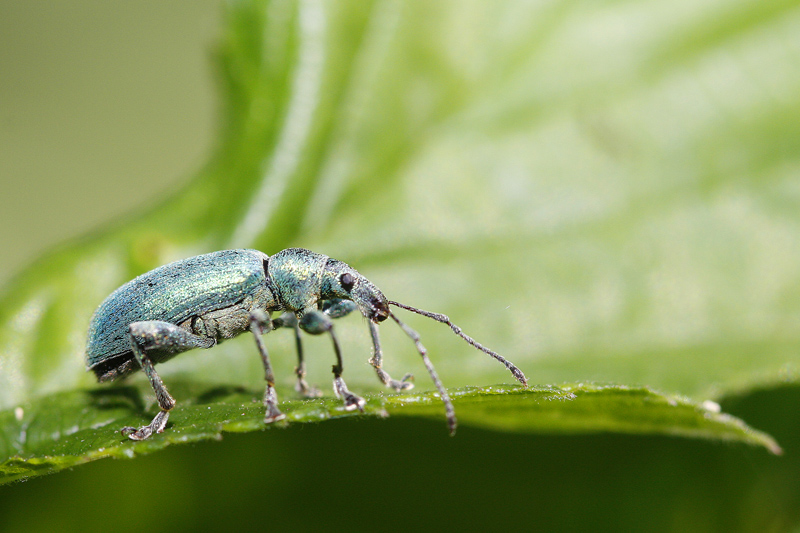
[388,312,457,436]
[291,320,323,398]
[321,298,358,319]
[123,320,215,441]
[367,320,414,392]
[299,309,365,412]
[250,310,286,423]
[273,312,321,398]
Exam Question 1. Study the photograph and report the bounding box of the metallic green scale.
[86,249,274,379]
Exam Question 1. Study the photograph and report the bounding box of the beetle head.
[321,259,389,322]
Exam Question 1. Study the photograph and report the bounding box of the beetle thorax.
[268,248,329,312]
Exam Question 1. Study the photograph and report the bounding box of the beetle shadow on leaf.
[85,386,145,415]
[193,385,253,405]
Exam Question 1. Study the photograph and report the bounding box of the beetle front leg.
[323,300,413,391]
[124,321,215,440]
[299,309,365,411]
[250,310,286,423]
[368,321,414,392]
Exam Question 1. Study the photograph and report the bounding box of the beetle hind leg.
[123,320,215,440]
[250,310,286,423]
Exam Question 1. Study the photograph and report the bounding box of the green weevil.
[86,248,528,439]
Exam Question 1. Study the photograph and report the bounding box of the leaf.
[0,382,780,485]
[0,0,797,482]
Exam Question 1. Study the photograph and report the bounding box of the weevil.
[86,248,528,439]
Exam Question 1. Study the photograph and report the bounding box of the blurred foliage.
[0,0,799,529]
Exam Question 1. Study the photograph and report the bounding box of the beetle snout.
[372,299,390,322]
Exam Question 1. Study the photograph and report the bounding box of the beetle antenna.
[388,301,528,388]
[388,311,457,436]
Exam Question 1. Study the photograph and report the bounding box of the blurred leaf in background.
[0,0,799,530]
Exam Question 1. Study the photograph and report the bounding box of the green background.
[1,1,799,531]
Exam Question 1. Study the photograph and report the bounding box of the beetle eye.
[339,272,355,292]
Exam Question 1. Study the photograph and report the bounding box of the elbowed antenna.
[388,301,529,388]
[387,311,457,436]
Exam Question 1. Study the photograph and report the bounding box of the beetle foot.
[263,402,286,423]
[121,410,169,441]
[373,366,415,392]
[388,373,415,392]
[333,377,366,411]
[295,378,323,398]
[121,425,153,440]
[263,386,286,423]
[264,410,286,424]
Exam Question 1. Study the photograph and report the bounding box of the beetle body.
[86,248,527,440]
[87,250,275,380]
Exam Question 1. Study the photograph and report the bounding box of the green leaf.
[0,382,780,485]
[0,0,797,482]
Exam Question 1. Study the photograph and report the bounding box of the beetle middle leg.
[123,320,215,440]
[298,309,365,411]
[272,312,321,398]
